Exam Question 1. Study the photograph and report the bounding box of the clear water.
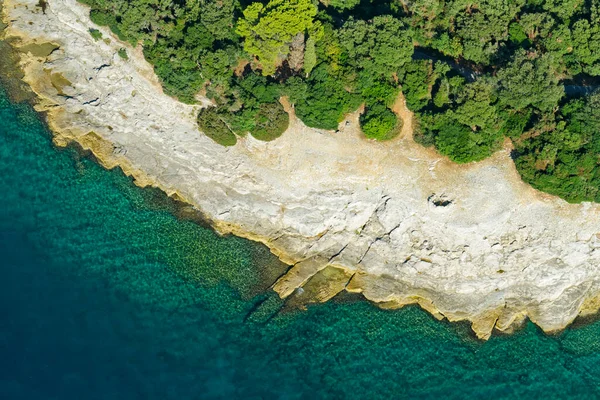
[1,83,600,400]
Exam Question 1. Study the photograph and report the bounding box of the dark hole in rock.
[428,194,453,207]
[433,199,453,207]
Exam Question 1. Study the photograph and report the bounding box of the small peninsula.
[3,0,600,339]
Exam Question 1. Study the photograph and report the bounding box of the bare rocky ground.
[3,0,600,339]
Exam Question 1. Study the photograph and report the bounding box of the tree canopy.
[236,0,318,76]
[80,0,600,203]
[338,16,413,77]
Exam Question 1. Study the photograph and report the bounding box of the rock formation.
[3,0,600,339]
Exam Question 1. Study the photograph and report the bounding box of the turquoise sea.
[2,81,600,399]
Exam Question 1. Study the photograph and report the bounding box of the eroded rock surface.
[3,0,600,339]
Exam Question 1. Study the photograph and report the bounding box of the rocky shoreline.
[3,0,600,339]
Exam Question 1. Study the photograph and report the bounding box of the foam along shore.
[3,0,600,340]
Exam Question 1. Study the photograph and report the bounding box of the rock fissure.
[328,243,349,263]
[93,63,110,72]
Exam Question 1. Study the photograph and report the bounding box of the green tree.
[542,23,572,57]
[399,60,433,111]
[117,48,128,59]
[357,71,399,106]
[320,0,361,10]
[435,123,502,163]
[81,0,185,43]
[360,103,401,141]
[518,13,554,40]
[338,16,413,77]
[571,19,600,75]
[454,0,525,64]
[198,107,238,146]
[293,64,361,130]
[303,22,324,77]
[496,50,564,112]
[514,91,600,203]
[199,0,237,41]
[400,0,446,45]
[251,102,290,141]
[236,0,317,76]
[542,0,584,21]
[451,79,498,131]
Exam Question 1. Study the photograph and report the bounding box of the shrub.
[89,28,102,41]
[360,103,401,141]
[294,64,361,130]
[117,48,128,60]
[88,10,125,41]
[251,102,289,141]
[197,107,237,147]
[399,61,432,111]
[435,124,501,163]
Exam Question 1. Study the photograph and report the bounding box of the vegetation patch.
[89,28,102,41]
[77,0,600,203]
[197,107,237,147]
[360,103,401,141]
[251,102,289,141]
[20,42,59,57]
[117,48,128,60]
[47,71,72,96]
[513,90,600,203]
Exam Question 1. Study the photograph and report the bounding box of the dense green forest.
[78,0,600,203]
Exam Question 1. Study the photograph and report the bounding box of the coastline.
[3,0,600,340]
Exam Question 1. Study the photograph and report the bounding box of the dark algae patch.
[20,42,60,57]
[48,70,72,95]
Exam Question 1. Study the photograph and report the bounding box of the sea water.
[1,83,600,399]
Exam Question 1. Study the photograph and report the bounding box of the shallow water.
[1,84,600,399]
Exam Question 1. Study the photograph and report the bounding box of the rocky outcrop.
[3,0,600,339]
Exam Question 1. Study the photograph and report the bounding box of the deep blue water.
[2,83,600,399]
